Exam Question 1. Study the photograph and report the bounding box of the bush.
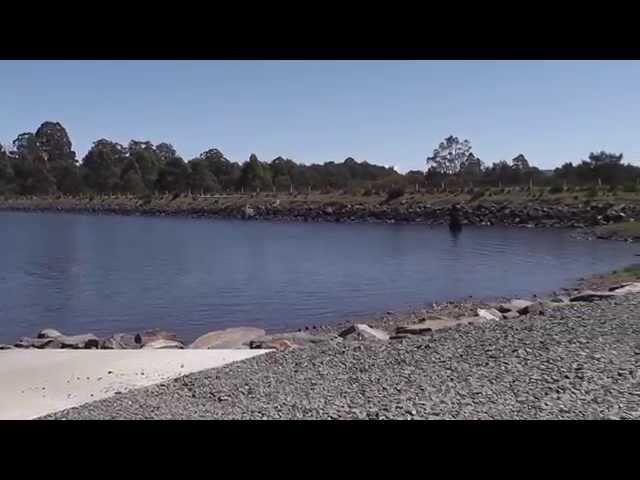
[586,187,598,198]
[548,184,564,194]
[623,183,638,193]
[468,189,486,202]
[384,187,405,203]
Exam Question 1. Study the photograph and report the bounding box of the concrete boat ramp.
[0,349,270,420]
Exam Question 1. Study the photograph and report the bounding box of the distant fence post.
[290,184,293,194]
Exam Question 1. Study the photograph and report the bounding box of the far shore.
[2,191,640,237]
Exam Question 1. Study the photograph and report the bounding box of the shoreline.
[6,264,636,351]
[1,193,639,230]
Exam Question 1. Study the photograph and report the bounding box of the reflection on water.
[0,211,636,343]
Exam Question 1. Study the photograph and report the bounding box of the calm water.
[0,211,637,343]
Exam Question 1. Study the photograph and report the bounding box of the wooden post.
[598,178,602,187]
[289,183,293,194]
[308,185,311,194]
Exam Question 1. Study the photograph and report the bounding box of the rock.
[37,328,63,339]
[523,302,545,316]
[609,282,640,295]
[477,308,503,321]
[608,282,634,292]
[549,295,570,303]
[100,333,139,350]
[570,291,619,302]
[496,299,534,314]
[243,205,256,219]
[249,339,296,351]
[0,344,16,350]
[142,339,184,349]
[338,324,390,342]
[14,337,61,349]
[135,329,179,346]
[396,324,433,335]
[248,332,341,348]
[502,311,520,320]
[459,316,489,325]
[188,327,266,349]
[57,334,100,349]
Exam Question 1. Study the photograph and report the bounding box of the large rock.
[142,339,184,349]
[609,282,640,295]
[14,337,61,349]
[502,311,520,320]
[496,299,534,314]
[37,328,63,339]
[570,291,619,302]
[57,334,100,349]
[477,308,503,321]
[249,339,297,351]
[338,324,390,342]
[188,327,266,349]
[134,329,179,346]
[248,332,340,348]
[395,316,482,335]
[100,333,139,350]
[0,344,16,350]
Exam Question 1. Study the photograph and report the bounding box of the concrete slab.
[0,349,270,420]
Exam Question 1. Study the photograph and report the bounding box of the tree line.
[1,123,639,197]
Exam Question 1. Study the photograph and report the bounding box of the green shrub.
[623,183,638,193]
[548,184,563,194]
[586,187,598,198]
[384,187,405,203]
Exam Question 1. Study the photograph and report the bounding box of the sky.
[1,60,640,172]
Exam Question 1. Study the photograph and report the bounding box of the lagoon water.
[0,211,637,343]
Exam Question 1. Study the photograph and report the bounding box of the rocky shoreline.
[0,194,637,229]
[5,274,639,353]
[41,283,640,420]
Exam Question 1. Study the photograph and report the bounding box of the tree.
[460,153,483,179]
[82,139,127,193]
[426,136,472,176]
[121,170,146,195]
[157,156,189,193]
[588,151,623,165]
[0,145,16,193]
[511,154,530,170]
[237,154,273,191]
[187,159,218,193]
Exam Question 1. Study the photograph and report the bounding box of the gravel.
[42,294,640,420]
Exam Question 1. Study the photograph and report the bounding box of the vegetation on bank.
[595,221,640,240]
[2,122,640,199]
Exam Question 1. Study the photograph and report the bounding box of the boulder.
[14,337,61,349]
[397,315,487,335]
[247,332,340,348]
[142,339,184,349]
[570,291,619,302]
[609,282,640,295]
[548,295,570,304]
[477,308,503,321]
[188,327,266,349]
[100,333,139,350]
[134,329,179,346]
[338,324,390,342]
[37,328,63,339]
[249,339,296,351]
[523,302,545,316]
[57,334,100,349]
[502,311,520,320]
[496,299,533,314]
[0,344,16,350]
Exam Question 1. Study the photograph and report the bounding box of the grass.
[595,221,640,239]
[610,264,640,279]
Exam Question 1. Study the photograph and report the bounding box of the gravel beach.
[43,294,640,420]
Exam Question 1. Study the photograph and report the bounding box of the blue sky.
[1,60,639,172]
